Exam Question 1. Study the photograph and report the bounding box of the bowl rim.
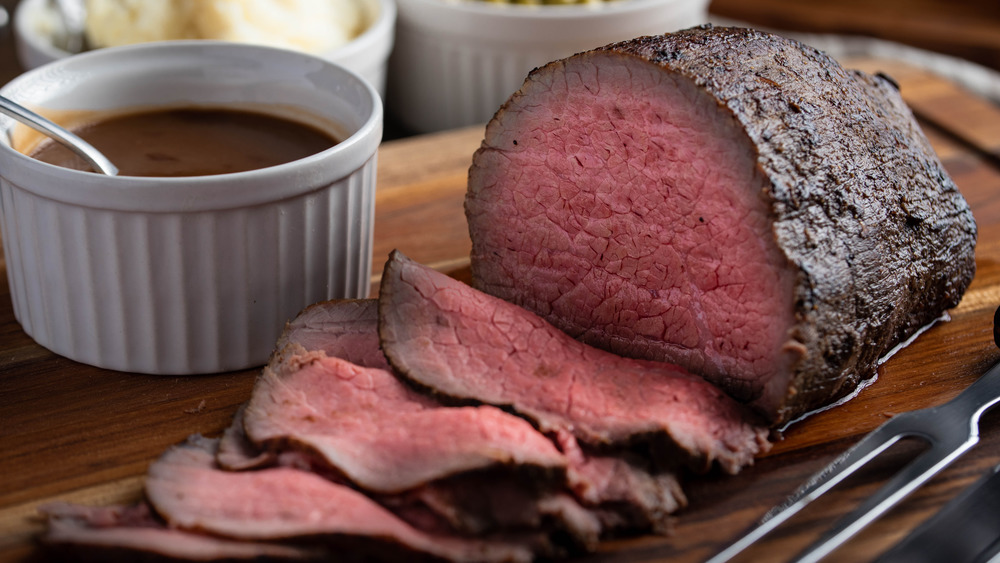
[325,0,397,62]
[14,0,397,64]
[0,41,384,213]
[393,0,709,39]
[13,0,67,62]
[395,0,703,20]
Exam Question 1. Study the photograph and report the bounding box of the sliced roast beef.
[145,435,535,563]
[241,347,609,550]
[243,349,568,493]
[250,301,683,541]
[274,299,389,370]
[555,430,685,535]
[217,405,274,471]
[220,299,389,472]
[378,250,770,474]
[41,502,325,562]
[381,476,602,548]
[464,25,977,425]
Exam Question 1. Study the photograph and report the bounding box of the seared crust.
[601,27,976,422]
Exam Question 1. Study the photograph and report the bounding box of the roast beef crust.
[473,26,977,425]
[606,26,977,423]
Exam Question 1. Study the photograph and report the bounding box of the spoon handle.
[0,95,118,176]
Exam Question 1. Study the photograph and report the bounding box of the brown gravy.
[28,108,340,177]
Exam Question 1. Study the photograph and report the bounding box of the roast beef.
[243,349,568,493]
[274,299,389,370]
[243,352,580,493]
[216,404,274,471]
[219,299,389,472]
[41,502,325,561]
[378,250,770,474]
[464,25,978,425]
[554,431,685,535]
[145,435,535,563]
[258,303,606,547]
[380,477,603,547]
[243,348,607,548]
[249,300,684,539]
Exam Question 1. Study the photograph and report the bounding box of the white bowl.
[0,41,383,374]
[388,0,709,133]
[13,0,396,97]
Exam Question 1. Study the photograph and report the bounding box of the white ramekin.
[388,0,709,133]
[12,0,396,97]
[0,41,383,375]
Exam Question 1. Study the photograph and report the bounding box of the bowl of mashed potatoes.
[13,0,396,96]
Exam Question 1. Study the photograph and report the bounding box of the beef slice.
[378,250,770,475]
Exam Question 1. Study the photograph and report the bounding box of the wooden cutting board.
[2,56,1000,563]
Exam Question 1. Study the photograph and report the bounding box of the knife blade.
[876,462,1000,563]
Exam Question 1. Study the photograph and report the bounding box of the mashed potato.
[84,0,366,53]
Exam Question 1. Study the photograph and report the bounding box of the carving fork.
[708,305,1000,563]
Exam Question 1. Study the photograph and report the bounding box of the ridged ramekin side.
[0,157,377,374]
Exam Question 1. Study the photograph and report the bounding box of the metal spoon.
[0,95,118,176]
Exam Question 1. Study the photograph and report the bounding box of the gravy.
[28,108,340,177]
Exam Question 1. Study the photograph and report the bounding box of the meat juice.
[28,108,339,177]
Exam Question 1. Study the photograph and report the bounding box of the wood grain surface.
[2,56,1000,563]
[708,0,1000,73]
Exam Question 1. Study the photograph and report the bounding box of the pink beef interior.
[243,352,568,494]
[41,502,320,561]
[275,299,390,371]
[379,251,770,474]
[467,52,800,411]
[145,436,534,563]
